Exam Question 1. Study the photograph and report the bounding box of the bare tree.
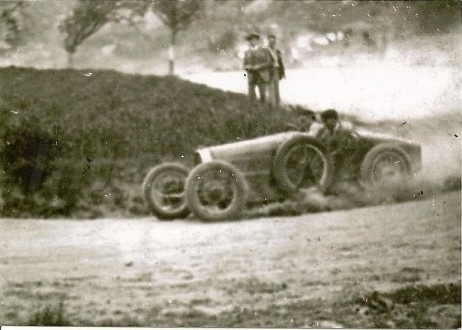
[151,0,203,75]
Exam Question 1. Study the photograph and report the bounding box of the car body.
[194,127,421,200]
[143,123,422,221]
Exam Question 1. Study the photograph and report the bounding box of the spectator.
[243,32,271,103]
[266,34,286,107]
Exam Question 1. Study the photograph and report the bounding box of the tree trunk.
[168,30,177,75]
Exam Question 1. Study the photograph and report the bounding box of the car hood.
[196,131,304,163]
[356,127,419,146]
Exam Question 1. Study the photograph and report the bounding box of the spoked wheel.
[360,144,412,189]
[273,135,333,195]
[185,161,248,222]
[142,163,190,220]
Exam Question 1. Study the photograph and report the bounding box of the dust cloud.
[249,110,461,219]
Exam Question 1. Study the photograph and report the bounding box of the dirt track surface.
[0,190,460,327]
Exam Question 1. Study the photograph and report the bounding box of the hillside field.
[0,67,287,218]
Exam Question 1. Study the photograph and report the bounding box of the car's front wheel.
[185,161,248,221]
[142,163,191,220]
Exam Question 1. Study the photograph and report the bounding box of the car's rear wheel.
[273,135,333,195]
[360,143,412,189]
[142,163,190,220]
[185,161,248,221]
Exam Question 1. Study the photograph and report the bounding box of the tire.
[359,143,412,189]
[142,163,191,220]
[273,135,333,195]
[185,161,248,221]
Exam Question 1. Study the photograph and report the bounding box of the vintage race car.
[142,125,421,221]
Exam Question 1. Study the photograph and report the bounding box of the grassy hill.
[0,67,287,218]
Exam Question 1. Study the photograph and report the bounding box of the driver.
[316,109,357,181]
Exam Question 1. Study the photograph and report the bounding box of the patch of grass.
[5,281,70,301]
[223,277,289,295]
[189,298,212,306]
[94,315,144,327]
[27,301,71,326]
[391,267,424,283]
[344,283,461,328]
[388,283,461,305]
[302,280,328,287]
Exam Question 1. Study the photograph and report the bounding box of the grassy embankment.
[0,67,287,218]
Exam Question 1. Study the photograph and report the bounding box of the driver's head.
[321,109,339,131]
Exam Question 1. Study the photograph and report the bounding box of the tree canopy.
[152,0,202,41]
[59,1,120,55]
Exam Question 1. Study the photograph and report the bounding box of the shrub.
[0,117,69,217]
[0,117,60,193]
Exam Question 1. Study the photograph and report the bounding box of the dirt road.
[0,190,460,327]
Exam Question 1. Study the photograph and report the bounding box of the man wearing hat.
[243,32,272,103]
[266,34,286,107]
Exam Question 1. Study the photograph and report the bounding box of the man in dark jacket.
[266,34,286,107]
[316,109,355,153]
[243,33,272,103]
